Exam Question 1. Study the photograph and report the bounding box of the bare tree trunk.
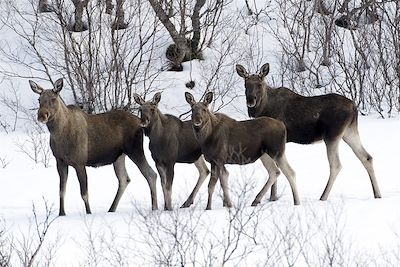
[147,0,191,54]
[113,0,128,30]
[244,0,253,15]
[38,0,53,13]
[105,0,114,14]
[320,0,339,66]
[148,0,207,70]
[190,0,206,60]
[321,22,332,66]
[71,0,89,32]
[338,0,351,13]
[315,0,331,15]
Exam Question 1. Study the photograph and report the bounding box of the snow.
[0,0,400,266]
[0,108,399,266]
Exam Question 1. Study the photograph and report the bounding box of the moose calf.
[185,92,300,210]
[133,92,209,210]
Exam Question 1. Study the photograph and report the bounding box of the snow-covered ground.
[1,0,400,266]
[0,104,399,266]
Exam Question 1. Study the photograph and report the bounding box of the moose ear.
[185,92,196,106]
[133,93,145,105]
[236,64,249,79]
[53,78,64,93]
[259,63,270,79]
[152,92,161,105]
[204,91,213,106]
[29,80,43,94]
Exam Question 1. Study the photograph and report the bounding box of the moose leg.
[56,159,68,216]
[343,128,382,198]
[109,155,130,212]
[156,164,168,210]
[156,163,174,211]
[260,154,280,201]
[181,156,210,208]
[320,139,342,201]
[165,164,175,211]
[253,154,280,206]
[75,166,91,214]
[219,166,232,208]
[206,164,219,210]
[276,154,300,205]
[129,152,158,210]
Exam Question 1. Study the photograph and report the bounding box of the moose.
[29,78,158,216]
[236,63,382,201]
[185,92,300,210]
[133,92,209,210]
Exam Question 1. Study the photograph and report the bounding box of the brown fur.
[133,92,209,210]
[30,78,158,216]
[185,92,300,209]
[236,63,382,200]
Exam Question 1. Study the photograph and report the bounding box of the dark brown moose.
[29,78,158,216]
[133,92,209,210]
[185,91,300,210]
[236,63,382,200]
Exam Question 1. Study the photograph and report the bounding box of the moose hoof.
[59,211,66,217]
[180,200,193,208]
[223,202,233,208]
[269,195,278,202]
[251,200,260,207]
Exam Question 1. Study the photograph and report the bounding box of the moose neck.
[45,99,70,134]
[145,109,166,138]
[193,111,218,144]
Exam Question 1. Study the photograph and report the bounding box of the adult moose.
[29,78,158,216]
[133,92,209,210]
[185,92,300,210]
[236,63,382,200]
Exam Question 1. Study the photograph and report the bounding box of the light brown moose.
[29,78,158,216]
[236,63,382,200]
[185,91,300,210]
